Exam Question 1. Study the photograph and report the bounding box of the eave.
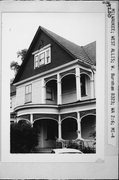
[13,59,95,86]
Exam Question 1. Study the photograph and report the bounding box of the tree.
[10,49,27,76]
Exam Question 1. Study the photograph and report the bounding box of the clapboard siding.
[32,79,42,104]
[16,86,25,106]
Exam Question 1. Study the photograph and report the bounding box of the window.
[46,49,50,64]
[34,55,38,68]
[81,75,86,96]
[25,84,32,103]
[46,87,54,101]
[39,52,45,65]
[34,45,51,69]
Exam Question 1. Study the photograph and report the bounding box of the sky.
[2,12,105,79]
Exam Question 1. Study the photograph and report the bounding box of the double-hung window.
[33,44,51,69]
[46,49,50,64]
[39,52,45,65]
[25,84,32,103]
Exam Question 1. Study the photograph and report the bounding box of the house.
[11,26,96,150]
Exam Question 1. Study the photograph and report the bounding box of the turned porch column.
[57,73,62,105]
[90,71,95,99]
[75,67,81,101]
[30,114,33,127]
[58,114,62,140]
[77,111,81,139]
[41,78,46,104]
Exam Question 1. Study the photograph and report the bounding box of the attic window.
[33,44,51,69]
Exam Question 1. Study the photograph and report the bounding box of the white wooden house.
[11,26,96,150]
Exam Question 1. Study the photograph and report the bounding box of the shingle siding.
[16,86,25,106]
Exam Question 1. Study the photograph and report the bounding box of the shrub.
[10,120,37,153]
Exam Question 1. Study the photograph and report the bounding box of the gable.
[14,28,75,83]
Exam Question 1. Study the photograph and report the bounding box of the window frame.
[25,84,32,103]
[34,45,51,69]
[46,86,54,101]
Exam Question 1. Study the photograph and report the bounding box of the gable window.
[33,44,51,69]
[46,49,50,64]
[25,84,32,103]
[39,52,45,65]
[81,74,86,96]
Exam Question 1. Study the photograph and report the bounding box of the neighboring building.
[11,26,96,150]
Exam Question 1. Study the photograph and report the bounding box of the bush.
[56,139,84,151]
[56,139,96,153]
[10,120,37,153]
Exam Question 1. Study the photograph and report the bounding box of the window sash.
[39,52,45,65]
[25,84,32,103]
[25,93,32,103]
[34,46,51,69]
[46,49,50,64]
[34,55,39,68]
[46,87,54,100]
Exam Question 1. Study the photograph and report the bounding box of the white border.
[1,1,105,163]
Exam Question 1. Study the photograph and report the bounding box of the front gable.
[14,27,75,83]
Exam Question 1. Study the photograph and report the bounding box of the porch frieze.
[80,109,96,118]
[61,112,77,121]
[33,114,58,122]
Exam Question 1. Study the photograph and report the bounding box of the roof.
[82,41,96,66]
[13,26,96,84]
[40,26,95,65]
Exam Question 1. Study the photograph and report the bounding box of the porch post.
[41,78,46,104]
[77,111,81,139]
[58,114,62,140]
[75,67,81,101]
[16,116,20,123]
[30,114,33,127]
[57,73,62,105]
[91,71,95,99]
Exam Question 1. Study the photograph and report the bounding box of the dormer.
[32,44,51,69]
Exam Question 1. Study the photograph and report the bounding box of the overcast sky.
[2,12,105,78]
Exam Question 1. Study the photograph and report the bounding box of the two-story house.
[12,26,96,150]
